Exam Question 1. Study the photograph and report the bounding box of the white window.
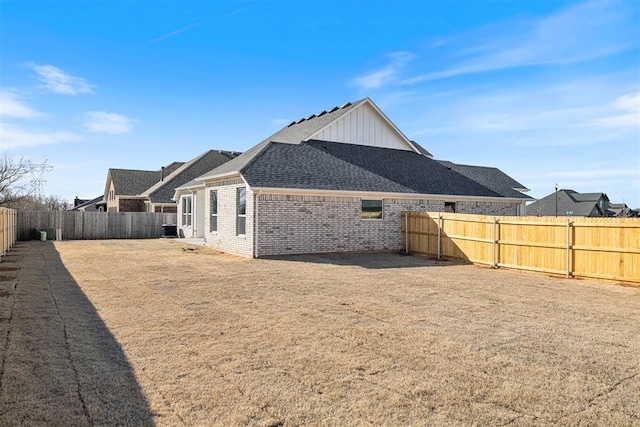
[181,196,192,226]
[362,200,383,220]
[236,187,246,235]
[210,190,218,232]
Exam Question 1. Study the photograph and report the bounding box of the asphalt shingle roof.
[110,169,162,196]
[242,140,512,198]
[526,189,606,216]
[143,150,239,203]
[197,100,365,181]
[437,161,531,199]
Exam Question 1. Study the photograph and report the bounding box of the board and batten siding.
[309,102,412,151]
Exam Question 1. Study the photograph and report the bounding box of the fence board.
[402,212,640,284]
[16,211,177,241]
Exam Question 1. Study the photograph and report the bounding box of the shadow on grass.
[261,251,465,269]
[0,241,154,426]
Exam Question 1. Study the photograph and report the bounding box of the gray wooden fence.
[17,211,178,241]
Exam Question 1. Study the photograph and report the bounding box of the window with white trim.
[362,199,383,220]
[181,196,192,226]
[236,187,246,235]
[210,190,218,232]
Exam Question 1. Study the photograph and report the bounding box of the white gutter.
[249,186,528,204]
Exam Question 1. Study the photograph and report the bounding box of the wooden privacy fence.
[402,212,640,284]
[17,211,178,241]
[0,207,17,256]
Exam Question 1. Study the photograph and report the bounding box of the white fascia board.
[199,171,242,183]
[250,187,527,203]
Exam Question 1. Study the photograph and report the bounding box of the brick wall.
[255,195,445,256]
[203,179,254,256]
[117,198,146,212]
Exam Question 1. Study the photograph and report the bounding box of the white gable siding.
[309,103,413,151]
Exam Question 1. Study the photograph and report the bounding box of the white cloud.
[83,111,138,134]
[0,90,44,119]
[353,52,415,90]
[0,121,81,149]
[590,91,640,128]
[148,22,202,44]
[27,63,94,95]
[400,1,638,84]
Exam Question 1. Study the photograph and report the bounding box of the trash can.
[40,230,47,241]
[162,224,177,238]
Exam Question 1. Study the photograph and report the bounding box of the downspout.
[191,190,197,238]
[254,192,258,258]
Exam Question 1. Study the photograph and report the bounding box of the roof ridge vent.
[339,101,352,109]
[328,106,339,113]
[306,114,316,120]
[317,110,327,117]
[296,117,306,124]
[287,121,296,127]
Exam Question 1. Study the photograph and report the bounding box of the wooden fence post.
[437,213,442,260]
[566,218,572,278]
[405,212,409,253]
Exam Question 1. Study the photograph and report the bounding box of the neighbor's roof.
[142,150,240,203]
[69,195,104,211]
[526,189,607,216]
[108,169,164,196]
[437,161,531,199]
[242,140,510,198]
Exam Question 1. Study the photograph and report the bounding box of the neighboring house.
[174,98,531,257]
[103,151,239,213]
[607,203,639,218]
[526,189,610,217]
[69,195,104,211]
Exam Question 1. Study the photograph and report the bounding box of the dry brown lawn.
[1,240,639,426]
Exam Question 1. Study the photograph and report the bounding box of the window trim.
[361,199,384,220]
[181,195,192,227]
[236,187,246,236]
[209,190,218,233]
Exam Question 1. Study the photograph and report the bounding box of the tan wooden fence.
[0,207,17,257]
[17,211,178,241]
[401,212,640,284]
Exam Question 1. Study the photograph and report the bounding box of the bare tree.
[0,152,52,208]
[11,194,71,211]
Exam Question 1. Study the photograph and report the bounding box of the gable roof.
[437,161,531,199]
[107,168,163,197]
[526,189,608,217]
[69,195,104,211]
[142,150,239,203]
[241,140,515,198]
[196,98,425,182]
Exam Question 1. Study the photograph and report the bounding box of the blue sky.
[1,0,639,208]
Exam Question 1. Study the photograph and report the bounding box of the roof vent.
[328,106,339,113]
[306,114,316,120]
[287,121,296,127]
[317,110,327,117]
[296,117,306,124]
[339,101,352,109]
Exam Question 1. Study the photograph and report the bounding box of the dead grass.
[2,239,640,426]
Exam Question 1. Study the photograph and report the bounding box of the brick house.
[103,150,239,213]
[174,98,532,256]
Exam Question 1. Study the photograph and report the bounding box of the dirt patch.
[0,267,19,272]
[6,240,640,426]
[0,275,15,282]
